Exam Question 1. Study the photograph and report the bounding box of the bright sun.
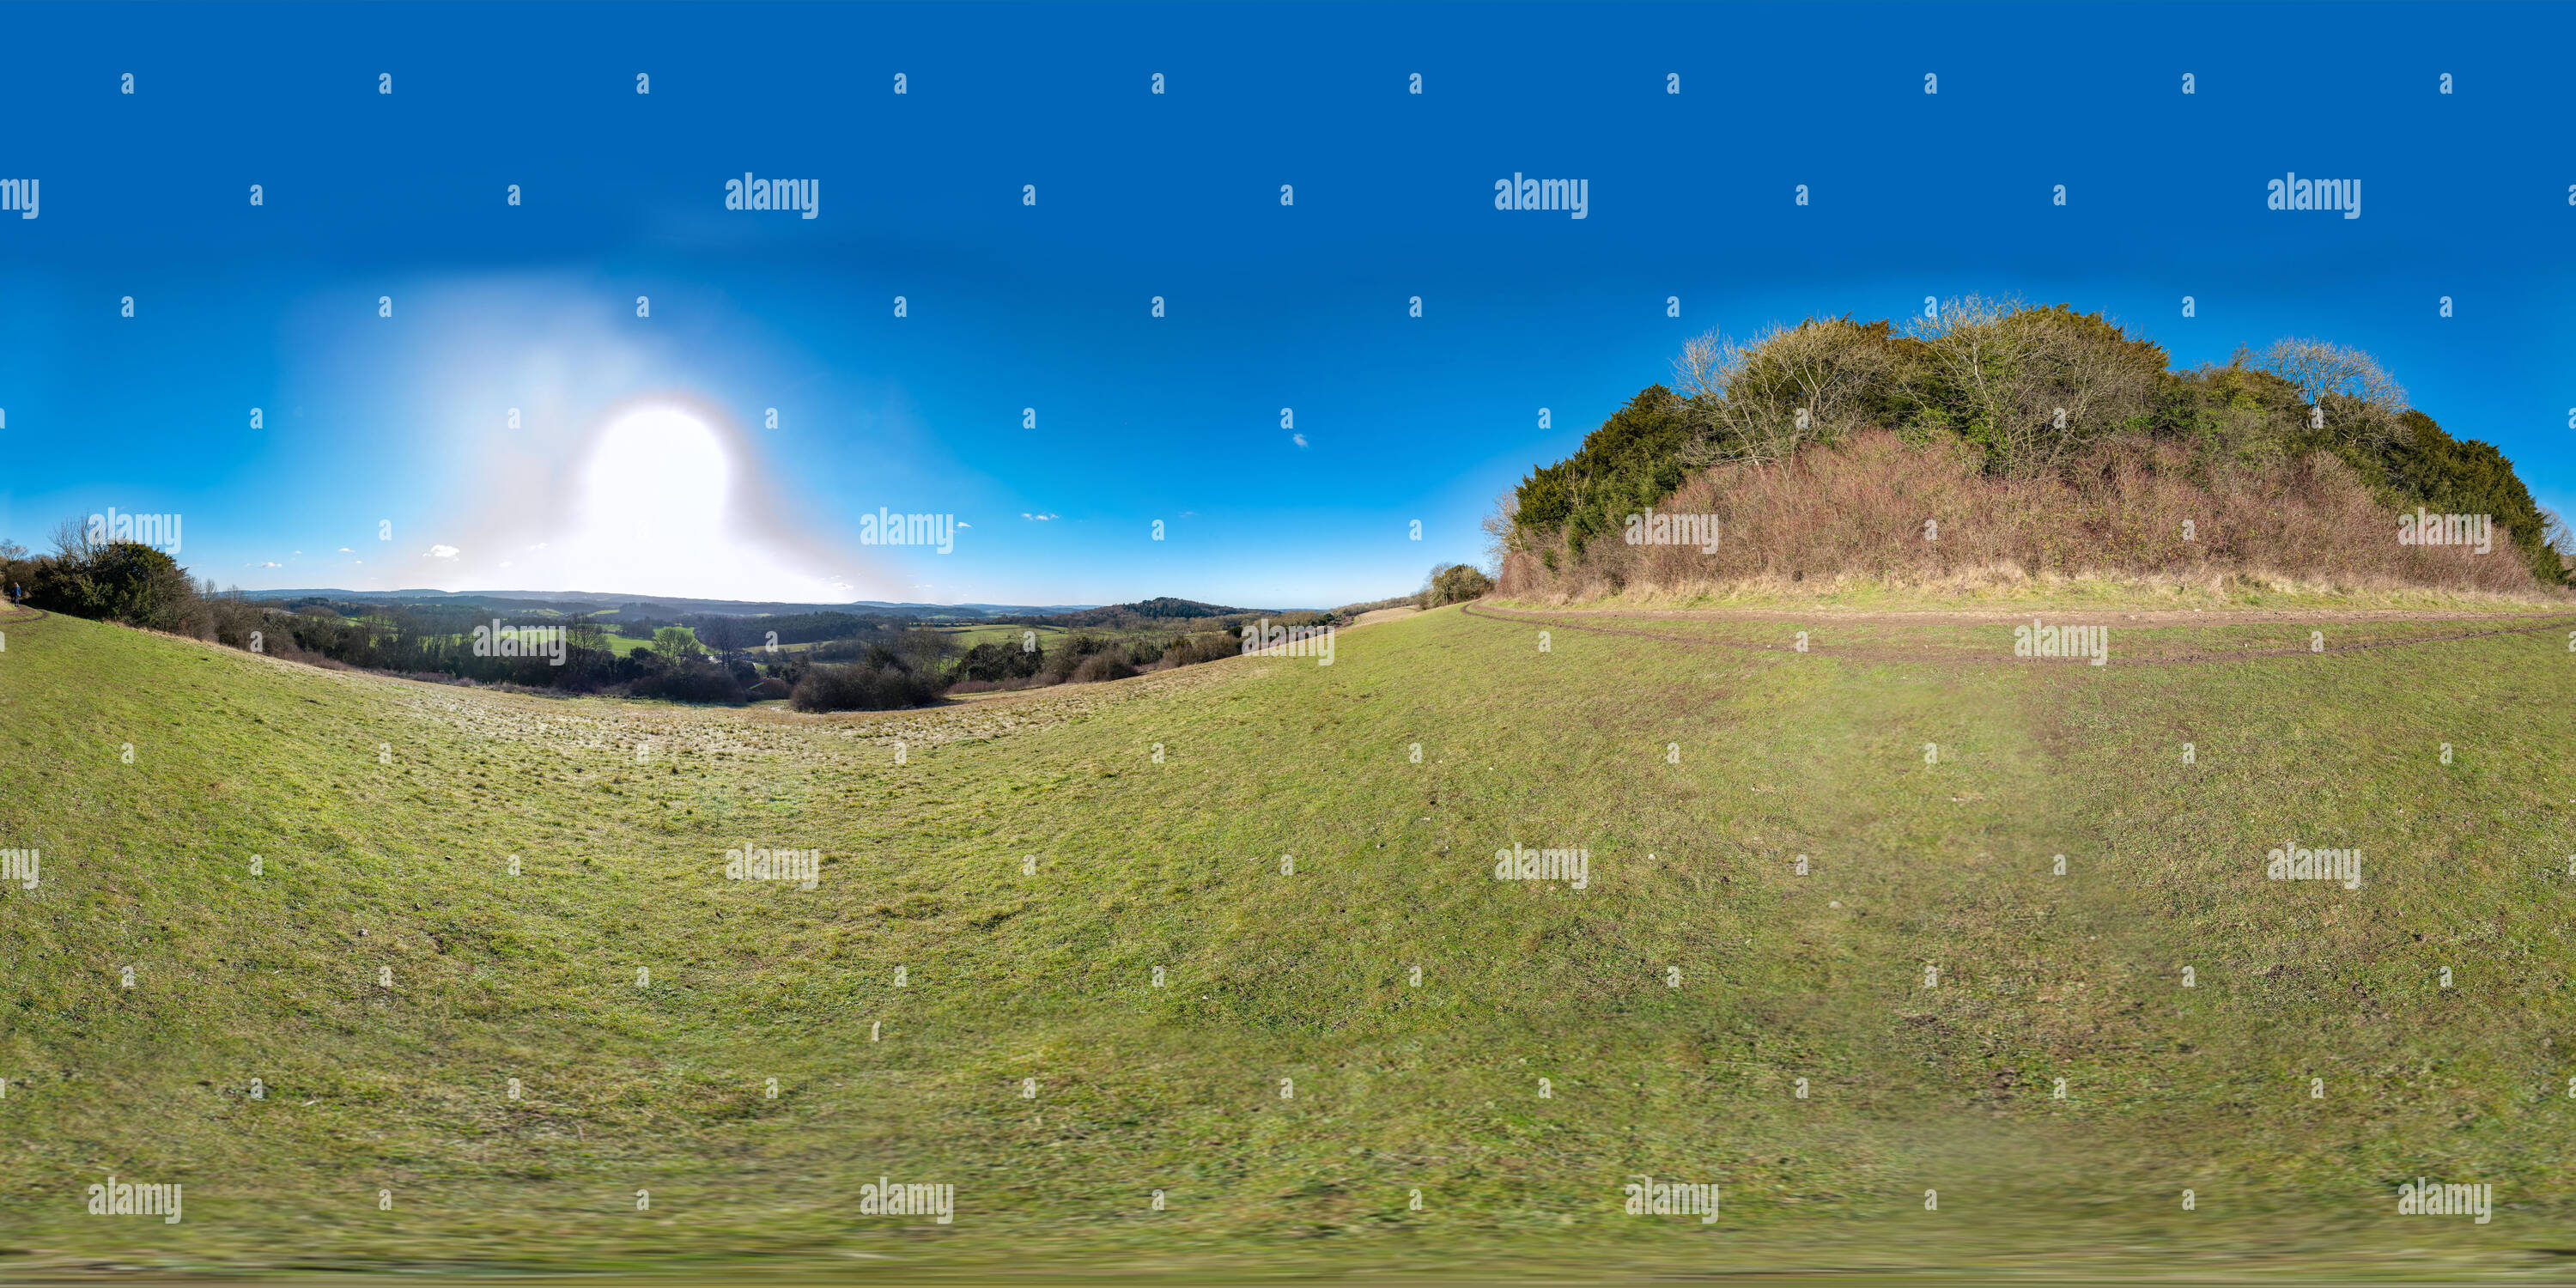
[579,405,734,549]
[544,404,838,599]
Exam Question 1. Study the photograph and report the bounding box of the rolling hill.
[2,598,2573,1279]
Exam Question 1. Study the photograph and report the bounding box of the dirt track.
[1463,601,2576,668]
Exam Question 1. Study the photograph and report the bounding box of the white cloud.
[337,547,353,553]
[1021,513,1058,521]
[426,544,460,559]
[258,561,282,568]
[957,521,972,528]
[1291,434,1309,447]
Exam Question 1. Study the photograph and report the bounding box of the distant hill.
[1122,596,1250,617]
[238,588,1097,618]
[1032,597,1314,629]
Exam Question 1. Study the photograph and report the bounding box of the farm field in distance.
[2,598,2572,1280]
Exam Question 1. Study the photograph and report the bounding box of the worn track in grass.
[1466,601,2576,667]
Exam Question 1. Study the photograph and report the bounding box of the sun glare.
[547,404,840,599]
[580,405,734,547]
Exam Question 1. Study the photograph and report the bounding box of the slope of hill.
[2,602,2572,1277]
[1499,306,2572,605]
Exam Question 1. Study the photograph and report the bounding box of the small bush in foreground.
[792,661,943,712]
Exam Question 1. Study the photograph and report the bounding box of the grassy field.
[2,599,2573,1281]
[926,622,1067,648]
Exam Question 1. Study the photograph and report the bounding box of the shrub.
[952,639,1045,683]
[29,534,200,632]
[1070,652,1138,684]
[1421,563,1495,607]
[1162,631,1241,667]
[625,659,747,705]
[1510,386,1693,556]
[1038,634,1110,683]
[790,661,943,712]
[1498,429,2553,600]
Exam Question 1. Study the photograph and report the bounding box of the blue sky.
[3,2,2570,608]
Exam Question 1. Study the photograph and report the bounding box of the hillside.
[3,601,2573,1278]
[1500,304,2571,604]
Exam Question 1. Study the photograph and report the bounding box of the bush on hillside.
[27,528,201,631]
[790,659,943,712]
[1498,429,2550,600]
[1420,563,1495,607]
[1502,297,2571,593]
[1070,651,1138,683]
[952,638,1045,683]
[1162,630,1241,667]
[626,659,748,705]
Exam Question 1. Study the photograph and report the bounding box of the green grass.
[927,623,1078,649]
[419,629,666,658]
[2,602,2573,1279]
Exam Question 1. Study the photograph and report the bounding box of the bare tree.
[51,516,98,562]
[1479,489,1521,572]
[1674,318,1888,468]
[2255,337,2408,451]
[1904,295,2160,476]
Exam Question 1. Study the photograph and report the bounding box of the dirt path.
[1464,601,2576,668]
[1478,600,2570,627]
